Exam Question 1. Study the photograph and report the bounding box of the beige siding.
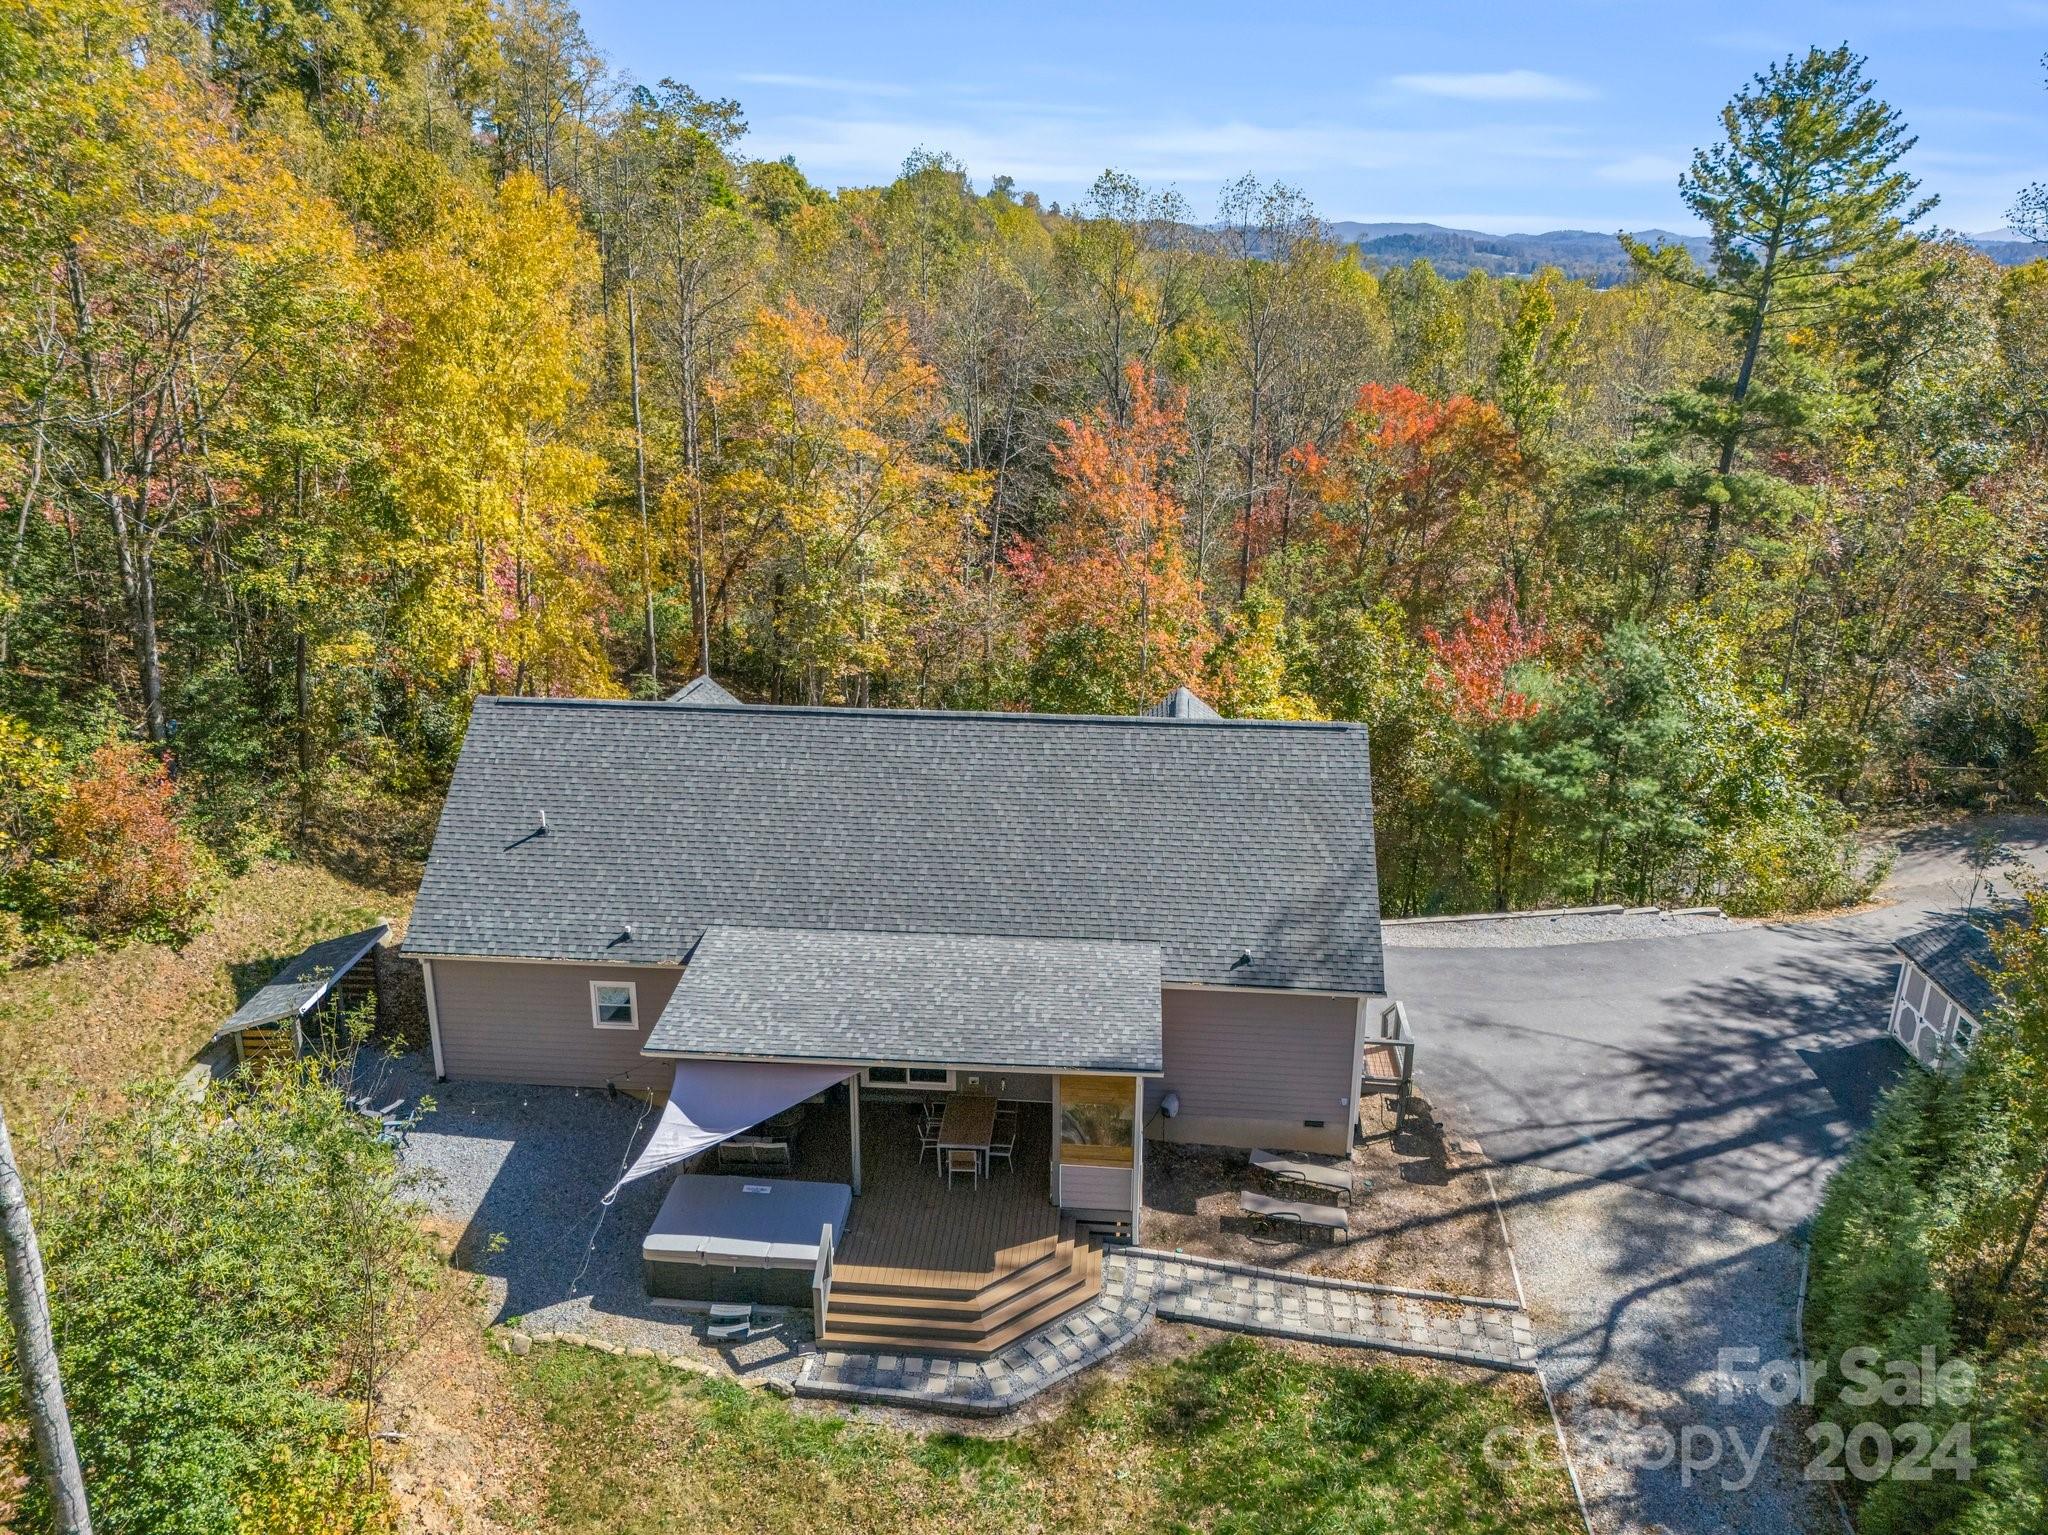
[429,958,681,1091]
[1147,986,1361,1155]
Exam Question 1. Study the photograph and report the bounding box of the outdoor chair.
[706,1302,753,1341]
[716,1138,793,1175]
[945,1147,980,1188]
[986,1127,1017,1174]
[914,1118,941,1168]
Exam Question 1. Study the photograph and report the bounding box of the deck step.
[821,1221,1103,1358]
[826,1240,1079,1321]
[831,1229,1065,1300]
[826,1244,1096,1338]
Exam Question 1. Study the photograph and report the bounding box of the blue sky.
[575,1,2048,234]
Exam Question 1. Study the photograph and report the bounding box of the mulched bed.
[1140,1094,1516,1300]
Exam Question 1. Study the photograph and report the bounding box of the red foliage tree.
[1424,596,1548,724]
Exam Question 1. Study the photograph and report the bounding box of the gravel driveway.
[379,1055,810,1374]
[1386,817,2048,1534]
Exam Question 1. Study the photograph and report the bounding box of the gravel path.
[383,1055,811,1380]
[1497,1162,1821,1535]
[1385,908,1734,949]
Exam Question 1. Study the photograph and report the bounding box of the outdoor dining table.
[935,1092,998,1177]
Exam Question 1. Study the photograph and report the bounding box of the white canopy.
[611,1058,852,1194]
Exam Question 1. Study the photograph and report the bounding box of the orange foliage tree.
[1019,363,1209,711]
[1290,382,1524,620]
[48,742,212,942]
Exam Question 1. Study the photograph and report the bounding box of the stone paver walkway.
[794,1247,1534,1415]
[1137,1250,1535,1372]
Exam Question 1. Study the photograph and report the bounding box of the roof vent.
[1143,686,1221,720]
[537,809,548,834]
[1230,948,1252,970]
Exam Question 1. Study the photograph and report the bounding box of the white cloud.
[765,111,1591,196]
[1595,153,1686,185]
[736,72,910,97]
[1388,69,1596,102]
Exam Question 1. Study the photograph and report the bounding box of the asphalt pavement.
[1384,816,2048,1534]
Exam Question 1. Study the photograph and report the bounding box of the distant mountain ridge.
[1325,221,2041,285]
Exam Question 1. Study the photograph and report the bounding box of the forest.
[4,0,2047,956]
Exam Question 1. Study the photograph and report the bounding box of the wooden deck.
[786,1094,1061,1288]
[779,1093,1102,1355]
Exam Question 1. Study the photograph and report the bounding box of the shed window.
[590,981,638,1029]
[1951,1014,1977,1054]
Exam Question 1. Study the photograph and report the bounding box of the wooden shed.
[212,924,389,1068]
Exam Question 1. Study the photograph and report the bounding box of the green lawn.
[511,1336,1581,1535]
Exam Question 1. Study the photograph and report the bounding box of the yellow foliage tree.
[705,302,986,702]
[378,171,614,698]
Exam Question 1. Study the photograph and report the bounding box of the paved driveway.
[1385,818,2048,1534]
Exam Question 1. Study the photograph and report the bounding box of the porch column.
[1129,1073,1144,1244]
[847,1073,861,1195]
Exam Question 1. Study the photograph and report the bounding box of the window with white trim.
[590,980,638,1030]
[862,1065,954,1090]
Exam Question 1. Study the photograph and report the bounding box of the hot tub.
[641,1175,853,1305]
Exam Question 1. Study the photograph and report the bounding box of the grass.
[0,857,413,1135]
[510,1336,1582,1535]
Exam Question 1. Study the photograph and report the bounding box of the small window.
[1951,1015,1977,1054]
[863,1065,954,1090]
[590,980,638,1030]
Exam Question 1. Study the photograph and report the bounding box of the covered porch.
[629,924,1165,1353]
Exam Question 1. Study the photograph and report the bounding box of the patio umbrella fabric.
[610,1058,852,1195]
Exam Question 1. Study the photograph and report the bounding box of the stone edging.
[493,1326,802,1397]
[1122,1246,1523,1310]
[1383,902,1724,927]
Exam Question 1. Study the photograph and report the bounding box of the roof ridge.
[698,921,1164,949]
[482,695,1358,732]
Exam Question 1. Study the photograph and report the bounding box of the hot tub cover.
[642,1175,852,1268]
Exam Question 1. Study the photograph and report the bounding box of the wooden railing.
[1360,1000,1417,1130]
[812,1221,836,1334]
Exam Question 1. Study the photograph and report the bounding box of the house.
[1889,917,2009,1067]
[402,682,1386,1349]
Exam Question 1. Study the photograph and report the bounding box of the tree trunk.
[1989,1159,2048,1338]
[625,278,657,687]
[65,248,166,742]
[0,1101,94,1535]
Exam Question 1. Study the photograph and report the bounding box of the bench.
[1239,1189,1349,1239]
[715,1138,793,1174]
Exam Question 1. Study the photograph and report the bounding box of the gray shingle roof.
[214,924,388,1038]
[646,925,1164,1072]
[406,696,1383,993]
[1896,915,2013,1021]
[667,674,740,706]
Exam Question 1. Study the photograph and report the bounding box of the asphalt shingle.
[405,697,1383,994]
[646,925,1163,1071]
[1896,915,2011,1021]
[215,924,388,1037]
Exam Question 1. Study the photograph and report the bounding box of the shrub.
[1,1049,432,1535]
[46,741,214,944]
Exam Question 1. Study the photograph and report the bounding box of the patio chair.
[986,1126,1017,1174]
[944,1147,980,1188]
[706,1302,753,1341]
[914,1118,941,1168]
